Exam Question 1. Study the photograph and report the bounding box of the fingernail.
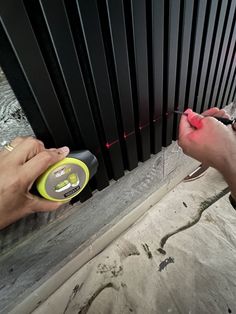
[58,146,70,154]
[184,108,192,114]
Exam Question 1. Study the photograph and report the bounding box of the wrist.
[220,155,236,199]
[216,139,236,173]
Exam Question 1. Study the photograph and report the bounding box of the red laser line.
[139,122,150,130]
[124,130,135,139]
[105,139,119,149]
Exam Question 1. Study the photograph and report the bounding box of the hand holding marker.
[174,110,236,130]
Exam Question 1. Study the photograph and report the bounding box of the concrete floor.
[14,167,236,314]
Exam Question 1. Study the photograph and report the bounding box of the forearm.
[220,159,236,201]
[224,174,236,200]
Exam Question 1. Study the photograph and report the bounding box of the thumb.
[179,109,194,139]
[187,110,204,129]
[29,195,64,213]
[23,146,70,184]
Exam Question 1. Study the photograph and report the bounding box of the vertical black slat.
[173,0,194,138]
[232,83,236,101]
[38,0,109,190]
[211,1,236,108]
[77,0,124,180]
[146,0,154,154]
[194,0,219,113]
[0,24,54,147]
[163,0,181,146]
[233,86,236,100]
[202,0,229,111]
[188,0,208,109]
[217,24,236,107]
[0,0,74,147]
[221,42,236,108]
[151,0,164,153]
[130,0,150,161]
[225,62,236,106]
[224,53,236,107]
[104,0,138,170]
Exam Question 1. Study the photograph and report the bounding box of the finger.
[1,136,28,156]
[202,108,230,119]
[217,109,230,119]
[187,110,204,129]
[9,137,45,164]
[224,113,230,119]
[29,195,63,213]
[10,136,26,147]
[178,109,194,139]
[232,121,236,132]
[211,109,229,118]
[202,107,219,116]
[23,146,70,183]
[12,136,43,147]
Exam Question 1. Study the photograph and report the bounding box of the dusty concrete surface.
[32,168,236,314]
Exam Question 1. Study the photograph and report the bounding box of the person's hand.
[178,107,236,200]
[0,137,70,230]
[178,107,236,171]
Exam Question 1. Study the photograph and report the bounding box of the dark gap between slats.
[227,68,236,105]
[162,0,169,145]
[233,85,236,101]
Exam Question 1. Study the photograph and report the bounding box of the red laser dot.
[105,143,110,149]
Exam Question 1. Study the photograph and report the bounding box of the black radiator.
[0,0,236,198]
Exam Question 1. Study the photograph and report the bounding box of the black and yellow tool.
[36,150,98,201]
